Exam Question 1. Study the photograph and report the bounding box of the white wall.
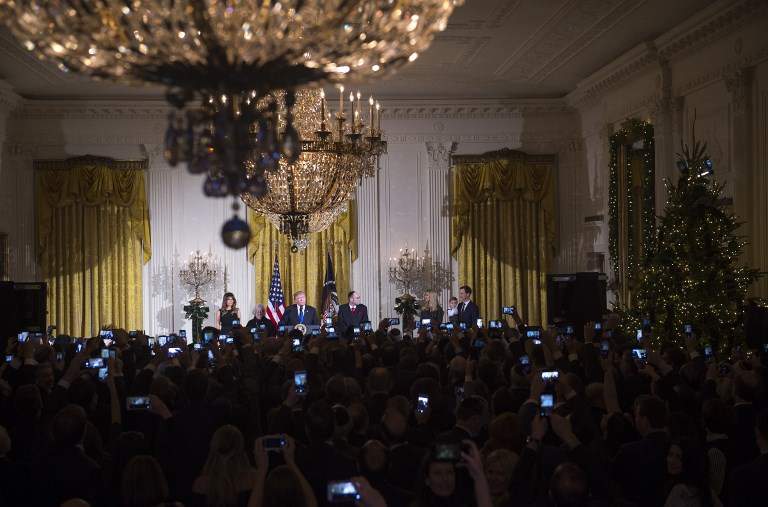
[0,95,582,332]
[567,0,768,302]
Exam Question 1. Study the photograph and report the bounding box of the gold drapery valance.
[35,156,151,336]
[35,156,152,264]
[451,149,557,325]
[247,203,356,309]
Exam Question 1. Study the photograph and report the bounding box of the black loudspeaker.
[0,281,47,340]
[547,273,607,335]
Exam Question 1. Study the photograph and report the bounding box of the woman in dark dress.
[420,291,444,325]
[215,292,241,335]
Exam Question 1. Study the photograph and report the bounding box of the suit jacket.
[728,453,768,507]
[613,430,670,507]
[457,300,480,328]
[337,303,369,335]
[280,304,320,327]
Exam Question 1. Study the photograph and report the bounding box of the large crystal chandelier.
[0,1,462,237]
[242,87,383,252]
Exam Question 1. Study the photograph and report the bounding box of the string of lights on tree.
[619,134,760,352]
[608,119,655,300]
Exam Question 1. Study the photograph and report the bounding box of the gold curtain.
[35,156,151,337]
[451,150,557,325]
[247,202,357,309]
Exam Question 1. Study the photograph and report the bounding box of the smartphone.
[17,331,29,343]
[129,330,138,338]
[225,337,234,344]
[526,329,541,340]
[594,322,602,331]
[632,348,647,365]
[455,385,465,403]
[352,327,361,336]
[56,352,64,362]
[718,362,731,376]
[703,344,713,360]
[263,436,286,450]
[421,318,431,327]
[126,396,151,411]
[4,354,13,363]
[193,343,202,351]
[100,330,113,339]
[250,327,258,336]
[232,319,241,327]
[311,329,320,337]
[489,320,502,330]
[168,347,182,357]
[278,325,286,335]
[177,330,186,338]
[416,395,429,414]
[75,342,84,353]
[445,322,454,331]
[326,327,338,339]
[539,393,555,417]
[541,370,559,382]
[291,338,303,352]
[100,349,110,359]
[636,329,643,341]
[207,349,215,363]
[362,321,373,332]
[459,322,467,330]
[158,335,168,347]
[389,317,400,326]
[519,354,531,375]
[327,481,361,503]
[642,318,651,328]
[476,318,484,328]
[502,306,516,315]
[85,357,105,369]
[324,317,333,326]
[472,338,486,349]
[433,443,461,462]
[294,370,307,395]
[98,367,108,381]
[565,325,574,336]
[600,340,610,357]
[203,331,214,344]
[148,337,156,347]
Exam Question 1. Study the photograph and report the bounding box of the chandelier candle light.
[179,250,217,341]
[241,87,385,252]
[0,1,463,248]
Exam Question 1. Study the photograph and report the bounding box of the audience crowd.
[1,311,767,507]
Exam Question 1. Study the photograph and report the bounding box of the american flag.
[266,255,285,328]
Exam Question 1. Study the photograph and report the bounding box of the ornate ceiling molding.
[379,99,574,120]
[0,80,21,113]
[13,100,170,120]
[567,0,768,109]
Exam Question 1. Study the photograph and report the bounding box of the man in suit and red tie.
[457,285,480,329]
[279,291,320,327]
[336,290,369,336]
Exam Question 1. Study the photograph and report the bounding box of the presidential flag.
[266,255,285,327]
[321,251,339,318]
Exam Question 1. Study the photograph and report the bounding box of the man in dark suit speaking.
[457,285,480,329]
[337,290,369,336]
[279,291,320,327]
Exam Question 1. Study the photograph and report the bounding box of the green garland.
[608,119,655,302]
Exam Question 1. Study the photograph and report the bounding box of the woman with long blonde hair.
[192,425,257,507]
[419,291,444,324]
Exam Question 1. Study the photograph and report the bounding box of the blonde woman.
[192,425,257,507]
[419,291,444,324]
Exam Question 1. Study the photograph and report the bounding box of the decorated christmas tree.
[621,136,760,352]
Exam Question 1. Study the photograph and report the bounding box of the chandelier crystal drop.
[241,87,384,252]
[0,0,462,211]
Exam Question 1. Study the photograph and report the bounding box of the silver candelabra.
[388,245,453,297]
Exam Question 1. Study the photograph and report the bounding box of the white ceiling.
[0,0,715,101]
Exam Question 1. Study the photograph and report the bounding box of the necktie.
[459,302,465,314]
[299,306,304,324]
[351,305,356,313]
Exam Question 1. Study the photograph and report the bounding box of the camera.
[539,393,555,417]
[126,396,151,411]
[179,330,186,338]
[526,328,541,340]
[203,331,214,344]
[326,327,338,339]
[684,324,693,335]
[489,320,502,330]
[85,357,105,369]
[232,319,241,327]
[98,367,108,382]
[362,321,373,332]
[416,395,429,414]
[100,330,113,339]
[291,338,303,352]
[4,354,13,363]
[17,331,29,343]
[445,322,454,330]
[476,318,484,328]
[263,436,286,450]
[541,370,559,382]
[433,443,462,462]
[389,317,400,326]
[128,330,138,338]
[600,340,610,357]
[703,344,714,360]
[324,317,333,326]
[193,343,202,350]
[632,348,647,365]
[327,481,360,503]
[636,329,643,341]
[158,335,168,347]
[352,327,361,336]
[459,322,467,330]
[519,354,531,375]
[421,318,431,327]
[472,338,486,349]
[225,336,235,344]
[167,347,182,357]
[502,306,516,315]
[56,352,64,362]
[565,325,574,336]
[147,337,156,347]
[294,370,308,395]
